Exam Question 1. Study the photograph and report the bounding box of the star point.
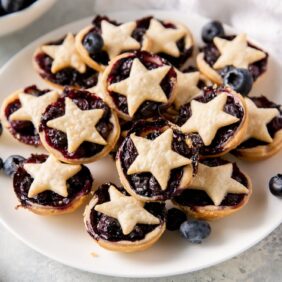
[47,98,106,153]
[108,58,170,117]
[181,93,239,146]
[42,33,86,73]
[243,98,279,143]
[94,186,160,235]
[127,128,192,190]
[142,19,186,57]
[101,21,140,59]
[9,90,59,130]
[24,155,81,198]
[213,33,266,69]
[188,163,249,206]
[174,70,202,109]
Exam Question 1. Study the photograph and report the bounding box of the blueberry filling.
[87,183,165,242]
[4,85,50,146]
[13,154,93,208]
[237,96,282,149]
[132,16,193,68]
[39,88,114,159]
[173,158,249,208]
[201,35,268,81]
[35,37,99,88]
[82,16,122,65]
[117,119,199,201]
[177,86,245,155]
[107,51,176,119]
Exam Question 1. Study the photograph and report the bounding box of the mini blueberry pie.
[233,96,282,160]
[13,154,93,215]
[136,16,194,68]
[177,85,248,157]
[116,118,199,202]
[39,88,120,164]
[76,16,141,72]
[173,158,252,220]
[103,51,177,121]
[33,33,99,89]
[1,85,59,146]
[197,32,268,85]
[84,183,166,252]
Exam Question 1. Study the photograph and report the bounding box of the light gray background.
[0,0,281,281]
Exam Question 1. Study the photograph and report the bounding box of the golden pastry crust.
[1,90,25,142]
[39,106,120,164]
[142,19,194,57]
[84,196,166,252]
[233,129,282,161]
[75,25,105,72]
[196,52,223,85]
[173,172,252,220]
[19,193,90,216]
[102,52,178,121]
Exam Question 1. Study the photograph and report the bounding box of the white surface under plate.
[0,10,281,278]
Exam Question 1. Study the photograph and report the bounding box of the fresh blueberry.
[84,33,104,54]
[223,68,253,96]
[3,155,25,177]
[166,208,187,231]
[180,220,211,244]
[201,20,225,43]
[269,174,282,197]
[0,158,3,170]
[2,0,26,13]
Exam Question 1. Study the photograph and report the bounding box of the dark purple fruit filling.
[35,37,99,88]
[177,86,245,155]
[88,183,165,242]
[107,51,176,119]
[132,16,193,68]
[83,16,124,65]
[237,96,282,149]
[201,35,268,81]
[173,158,249,208]
[117,119,199,201]
[13,154,93,208]
[4,85,50,146]
[39,88,114,160]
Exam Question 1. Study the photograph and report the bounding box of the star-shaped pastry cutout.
[213,33,266,69]
[187,163,249,206]
[87,73,105,99]
[127,128,191,190]
[47,98,106,153]
[9,90,59,130]
[142,19,186,57]
[108,58,170,117]
[42,33,86,73]
[174,70,202,109]
[24,155,81,198]
[242,98,279,143]
[95,186,160,235]
[101,20,140,59]
[181,93,239,146]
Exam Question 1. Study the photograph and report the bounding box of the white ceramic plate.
[0,10,281,278]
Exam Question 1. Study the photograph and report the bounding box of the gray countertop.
[0,1,281,281]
